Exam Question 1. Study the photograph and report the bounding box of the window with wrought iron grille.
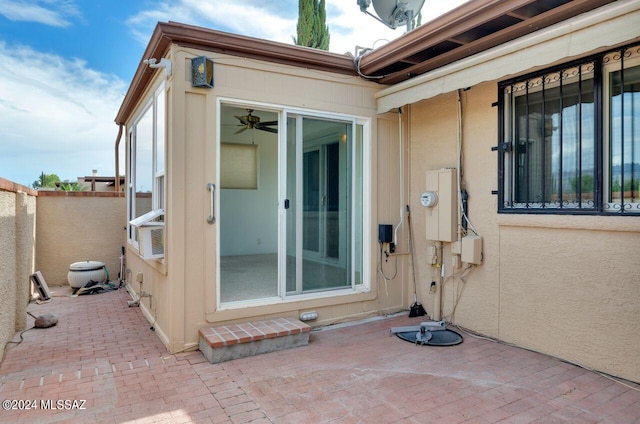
[498,44,640,214]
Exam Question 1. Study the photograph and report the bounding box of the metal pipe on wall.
[394,107,404,246]
[114,124,124,192]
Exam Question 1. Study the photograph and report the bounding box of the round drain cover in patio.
[396,329,463,346]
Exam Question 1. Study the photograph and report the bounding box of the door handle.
[207,183,216,224]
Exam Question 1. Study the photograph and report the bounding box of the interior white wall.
[220,130,278,256]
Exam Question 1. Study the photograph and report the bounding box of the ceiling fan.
[233,109,278,134]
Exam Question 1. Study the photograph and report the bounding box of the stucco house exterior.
[115,0,639,382]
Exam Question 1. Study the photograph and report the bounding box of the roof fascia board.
[375,0,640,113]
[160,22,355,74]
[377,0,615,84]
[116,22,356,125]
[358,0,532,74]
[115,23,172,125]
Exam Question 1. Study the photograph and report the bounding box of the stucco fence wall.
[0,180,127,362]
[35,191,126,287]
[0,178,37,362]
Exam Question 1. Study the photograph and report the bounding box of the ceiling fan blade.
[259,120,278,126]
[234,127,248,134]
[234,115,250,125]
[258,126,278,134]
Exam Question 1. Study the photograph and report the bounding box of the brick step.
[198,317,311,364]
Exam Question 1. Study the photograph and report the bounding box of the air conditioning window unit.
[137,224,164,260]
[130,209,165,260]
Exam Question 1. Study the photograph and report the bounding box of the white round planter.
[67,261,106,289]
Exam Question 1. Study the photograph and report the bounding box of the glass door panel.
[219,105,279,303]
[218,106,365,303]
[303,149,320,253]
[285,115,299,293]
[325,142,340,259]
[286,116,353,294]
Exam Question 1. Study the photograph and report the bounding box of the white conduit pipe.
[457,89,479,237]
[457,90,464,239]
[394,107,404,245]
[124,270,140,307]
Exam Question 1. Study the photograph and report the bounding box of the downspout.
[436,91,464,321]
[393,107,404,247]
[113,123,138,306]
[114,124,124,192]
[429,241,444,321]
[457,90,463,238]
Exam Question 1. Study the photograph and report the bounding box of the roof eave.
[358,0,616,84]
[358,0,507,73]
[115,22,358,125]
[115,23,171,125]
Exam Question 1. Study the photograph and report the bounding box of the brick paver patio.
[1,286,639,423]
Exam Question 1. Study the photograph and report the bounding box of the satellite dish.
[357,0,425,31]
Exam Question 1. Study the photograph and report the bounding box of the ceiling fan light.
[233,109,278,134]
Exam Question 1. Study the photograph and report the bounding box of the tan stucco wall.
[124,46,407,353]
[0,179,36,362]
[1,181,125,362]
[408,82,640,382]
[123,8,640,382]
[36,192,126,286]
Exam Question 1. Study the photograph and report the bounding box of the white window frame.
[127,82,167,250]
[153,84,166,212]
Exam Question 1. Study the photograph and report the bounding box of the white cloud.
[126,0,469,56]
[127,0,297,48]
[0,42,126,186]
[0,1,470,187]
[326,0,402,55]
[0,0,81,27]
[327,0,471,54]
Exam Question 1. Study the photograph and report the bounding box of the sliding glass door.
[219,103,364,304]
[284,114,362,294]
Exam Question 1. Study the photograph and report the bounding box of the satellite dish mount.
[357,0,425,32]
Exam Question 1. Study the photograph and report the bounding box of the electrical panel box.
[378,224,393,243]
[424,168,457,242]
[461,235,483,264]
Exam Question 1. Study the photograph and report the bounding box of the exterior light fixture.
[299,311,318,321]
[191,56,214,88]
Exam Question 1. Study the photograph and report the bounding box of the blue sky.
[0,0,467,187]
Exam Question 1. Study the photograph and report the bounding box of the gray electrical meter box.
[424,168,457,242]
